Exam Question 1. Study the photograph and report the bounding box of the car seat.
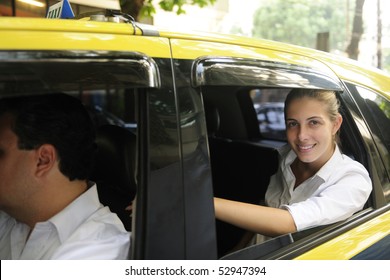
[90,124,137,231]
[204,101,279,257]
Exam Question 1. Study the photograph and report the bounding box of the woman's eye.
[287,122,297,128]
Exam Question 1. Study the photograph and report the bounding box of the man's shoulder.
[0,211,13,224]
[87,205,129,233]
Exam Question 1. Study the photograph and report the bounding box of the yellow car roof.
[1,17,389,98]
[159,28,390,98]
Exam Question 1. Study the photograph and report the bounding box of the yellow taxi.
[0,10,389,260]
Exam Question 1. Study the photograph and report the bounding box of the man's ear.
[35,144,57,177]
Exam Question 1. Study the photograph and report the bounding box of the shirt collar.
[280,144,342,181]
[47,182,101,243]
[316,145,343,181]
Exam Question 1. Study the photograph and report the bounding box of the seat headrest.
[92,124,137,197]
[90,125,136,231]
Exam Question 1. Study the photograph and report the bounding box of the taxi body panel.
[296,210,390,260]
[0,16,389,260]
[0,18,168,57]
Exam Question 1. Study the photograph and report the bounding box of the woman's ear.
[34,144,57,177]
[332,113,343,135]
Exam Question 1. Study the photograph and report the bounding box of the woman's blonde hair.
[284,88,340,122]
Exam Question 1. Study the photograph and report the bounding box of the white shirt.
[265,145,372,231]
[0,184,130,260]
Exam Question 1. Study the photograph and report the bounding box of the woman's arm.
[214,197,297,237]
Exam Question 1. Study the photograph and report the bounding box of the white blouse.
[0,184,130,260]
[265,145,372,231]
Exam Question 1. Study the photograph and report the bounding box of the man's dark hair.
[0,93,96,181]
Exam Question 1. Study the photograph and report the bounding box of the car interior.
[89,124,137,232]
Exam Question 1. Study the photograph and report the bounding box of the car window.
[250,88,289,141]
[0,50,161,132]
[345,83,390,179]
[0,50,161,239]
[79,89,137,132]
[197,57,349,258]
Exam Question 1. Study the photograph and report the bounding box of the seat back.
[90,124,137,231]
[205,102,279,256]
[204,102,221,137]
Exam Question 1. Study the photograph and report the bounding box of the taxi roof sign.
[47,0,75,19]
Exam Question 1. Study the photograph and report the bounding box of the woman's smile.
[296,143,316,153]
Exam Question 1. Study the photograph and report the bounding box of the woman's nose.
[298,125,308,141]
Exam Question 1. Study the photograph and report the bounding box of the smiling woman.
[214,88,372,243]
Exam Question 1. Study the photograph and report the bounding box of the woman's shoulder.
[317,145,371,183]
[332,145,361,165]
[337,148,367,171]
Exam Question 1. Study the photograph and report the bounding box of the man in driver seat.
[0,93,130,259]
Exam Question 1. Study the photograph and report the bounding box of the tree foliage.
[252,0,353,52]
[120,0,216,20]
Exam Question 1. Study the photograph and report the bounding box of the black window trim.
[192,56,343,91]
[0,50,161,89]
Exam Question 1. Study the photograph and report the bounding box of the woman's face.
[285,97,342,169]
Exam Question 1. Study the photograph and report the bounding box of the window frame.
[192,56,343,91]
[0,50,161,95]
